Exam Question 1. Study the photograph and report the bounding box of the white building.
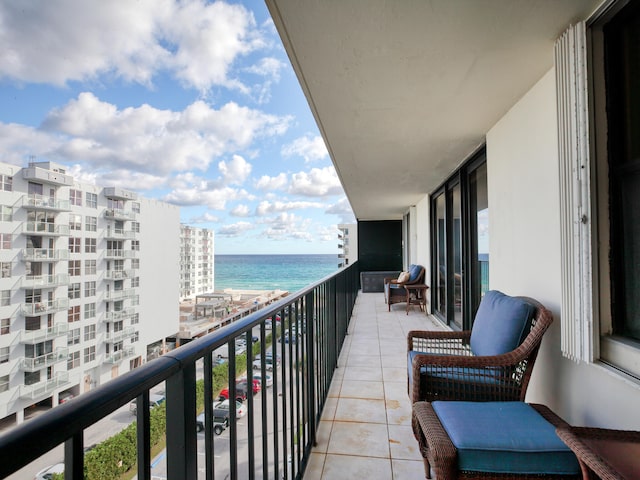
[0,161,179,424]
[337,224,357,268]
[179,225,214,300]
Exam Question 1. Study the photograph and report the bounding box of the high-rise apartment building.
[0,161,180,424]
[180,225,214,300]
[338,223,357,268]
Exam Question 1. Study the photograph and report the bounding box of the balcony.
[103,187,138,200]
[19,372,71,399]
[105,326,136,343]
[104,208,136,220]
[103,308,134,322]
[20,323,69,344]
[23,222,69,236]
[103,346,136,364]
[21,348,68,372]
[104,249,134,259]
[104,288,135,301]
[21,298,69,316]
[20,273,69,289]
[22,247,69,261]
[21,166,73,186]
[104,269,134,280]
[20,194,71,211]
[0,264,361,480]
[104,227,135,239]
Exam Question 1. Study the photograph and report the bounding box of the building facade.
[0,161,179,424]
[179,225,214,300]
[337,223,357,268]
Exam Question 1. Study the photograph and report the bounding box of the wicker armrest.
[407,329,471,351]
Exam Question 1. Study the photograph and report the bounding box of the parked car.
[58,391,74,404]
[129,393,165,415]
[253,372,273,388]
[195,412,229,435]
[214,399,246,418]
[237,378,261,395]
[253,353,281,371]
[278,332,298,344]
[218,383,248,402]
[34,463,64,480]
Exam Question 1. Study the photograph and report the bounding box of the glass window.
[132,202,140,213]
[85,259,96,275]
[68,283,81,299]
[84,345,96,363]
[85,216,97,231]
[0,175,12,192]
[70,189,82,206]
[1,262,11,278]
[67,327,80,346]
[131,240,140,251]
[0,205,13,222]
[86,192,98,208]
[69,237,81,253]
[85,238,96,253]
[0,374,8,392]
[85,281,96,297]
[69,214,82,231]
[0,234,12,249]
[0,290,10,307]
[84,303,96,319]
[84,324,96,341]
[0,318,9,335]
[132,222,140,233]
[67,350,80,369]
[0,346,8,364]
[68,305,80,323]
[68,260,81,276]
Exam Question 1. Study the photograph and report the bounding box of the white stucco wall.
[486,68,640,429]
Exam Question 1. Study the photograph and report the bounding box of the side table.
[405,284,428,315]
[557,426,640,479]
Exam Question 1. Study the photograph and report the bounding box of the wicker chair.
[407,291,553,404]
[384,264,425,311]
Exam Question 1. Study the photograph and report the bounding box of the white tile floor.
[304,291,446,479]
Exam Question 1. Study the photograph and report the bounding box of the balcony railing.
[103,308,134,322]
[105,249,135,259]
[105,228,135,239]
[20,273,70,289]
[103,346,136,364]
[22,247,69,261]
[104,208,136,220]
[19,372,71,399]
[21,348,68,372]
[21,298,69,316]
[105,326,136,343]
[20,323,69,344]
[23,222,69,236]
[21,194,71,211]
[104,269,134,280]
[104,288,135,301]
[0,263,358,480]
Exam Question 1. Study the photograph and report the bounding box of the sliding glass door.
[431,149,488,329]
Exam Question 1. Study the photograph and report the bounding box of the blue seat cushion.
[408,264,422,282]
[432,401,580,475]
[470,290,536,356]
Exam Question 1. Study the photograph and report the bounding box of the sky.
[0,0,356,254]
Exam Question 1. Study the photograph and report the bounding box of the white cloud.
[0,1,272,93]
[188,212,221,224]
[37,93,289,176]
[219,155,252,185]
[289,166,344,197]
[255,173,288,191]
[260,213,314,242]
[282,134,328,163]
[255,200,324,216]
[230,204,251,217]
[164,172,253,209]
[217,221,254,237]
[246,57,286,80]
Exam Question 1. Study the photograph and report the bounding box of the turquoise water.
[214,254,340,293]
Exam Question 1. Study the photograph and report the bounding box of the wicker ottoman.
[412,401,581,479]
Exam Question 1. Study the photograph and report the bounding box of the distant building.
[0,161,179,425]
[338,224,357,268]
[179,225,214,300]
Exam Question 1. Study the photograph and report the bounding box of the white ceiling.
[266,0,601,220]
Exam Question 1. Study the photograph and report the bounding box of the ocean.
[214,254,340,294]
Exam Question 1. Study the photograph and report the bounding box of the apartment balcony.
[20,194,71,211]
[20,273,70,289]
[23,222,69,236]
[103,187,138,201]
[104,269,134,280]
[103,346,136,364]
[104,208,136,221]
[21,347,68,372]
[102,308,134,322]
[104,288,135,301]
[105,326,136,343]
[19,372,71,400]
[20,323,69,344]
[105,249,135,259]
[21,298,69,316]
[104,228,135,239]
[21,166,73,186]
[21,247,69,261]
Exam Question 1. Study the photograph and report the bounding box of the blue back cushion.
[432,401,580,475]
[470,291,535,356]
[408,264,422,282]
